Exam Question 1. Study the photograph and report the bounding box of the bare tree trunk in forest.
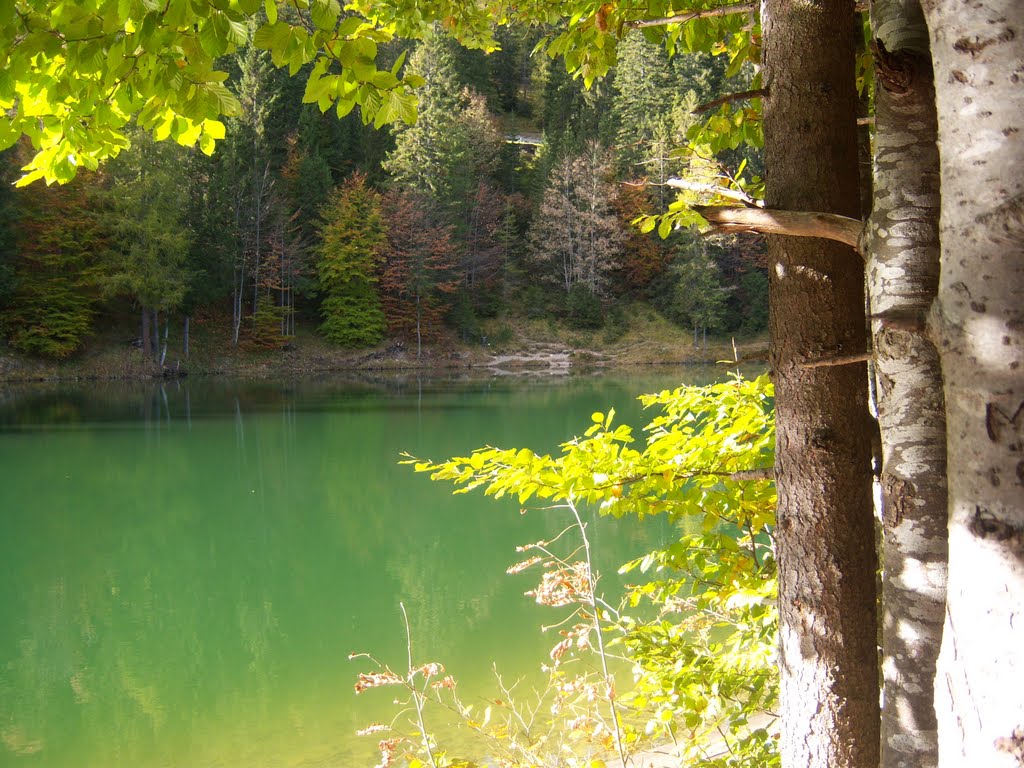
[761,2,880,767]
[279,245,287,338]
[151,309,160,362]
[233,265,245,346]
[160,316,168,367]
[416,293,422,359]
[866,3,947,766]
[250,162,270,332]
[141,305,152,359]
[920,3,1024,765]
[183,315,190,360]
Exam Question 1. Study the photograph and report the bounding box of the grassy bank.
[0,304,768,383]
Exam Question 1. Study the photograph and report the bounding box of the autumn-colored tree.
[249,209,302,348]
[316,172,387,347]
[611,182,672,299]
[461,182,510,316]
[527,143,624,306]
[379,188,459,356]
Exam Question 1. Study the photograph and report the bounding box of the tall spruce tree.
[101,133,192,361]
[610,31,687,178]
[2,149,104,358]
[762,3,879,766]
[384,35,470,212]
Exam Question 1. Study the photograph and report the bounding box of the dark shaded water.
[0,368,730,767]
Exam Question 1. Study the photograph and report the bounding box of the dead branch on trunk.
[693,88,767,114]
[799,352,872,369]
[694,206,864,255]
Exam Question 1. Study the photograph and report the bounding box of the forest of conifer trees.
[0,26,768,361]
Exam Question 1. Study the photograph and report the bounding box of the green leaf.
[335,97,356,118]
[336,16,362,37]
[0,119,18,152]
[225,16,247,46]
[310,0,340,31]
[371,70,399,89]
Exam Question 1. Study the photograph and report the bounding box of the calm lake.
[0,367,733,767]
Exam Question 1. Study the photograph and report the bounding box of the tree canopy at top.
[0,0,758,185]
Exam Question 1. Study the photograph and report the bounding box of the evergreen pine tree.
[3,152,104,358]
[101,133,192,359]
[383,35,468,209]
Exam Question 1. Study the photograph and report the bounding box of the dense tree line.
[0,28,766,360]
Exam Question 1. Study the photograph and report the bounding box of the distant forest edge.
[0,28,768,371]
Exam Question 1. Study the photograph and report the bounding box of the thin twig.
[799,352,872,369]
[400,602,438,768]
[566,498,630,767]
[627,2,757,28]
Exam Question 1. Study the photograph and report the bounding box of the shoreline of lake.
[0,328,768,385]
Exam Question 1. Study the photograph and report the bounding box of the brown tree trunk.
[761,2,880,767]
[867,3,948,766]
[920,2,1024,765]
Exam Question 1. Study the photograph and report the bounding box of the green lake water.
[0,368,730,768]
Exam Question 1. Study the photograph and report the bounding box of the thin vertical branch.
[400,602,438,768]
[566,498,629,767]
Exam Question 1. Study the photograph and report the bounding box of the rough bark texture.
[761,2,880,767]
[920,2,1024,766]
[867,3,948,767]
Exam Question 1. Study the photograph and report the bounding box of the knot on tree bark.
[968,507,1024,553]
[871,39,921,95]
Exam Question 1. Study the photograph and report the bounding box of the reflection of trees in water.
[0,365,743,434]
[0,369,726,765]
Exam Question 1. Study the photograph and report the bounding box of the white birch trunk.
[921,2,1024,765]
[867,3,948,766]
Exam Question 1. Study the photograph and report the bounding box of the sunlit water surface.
[0,368,735,767]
